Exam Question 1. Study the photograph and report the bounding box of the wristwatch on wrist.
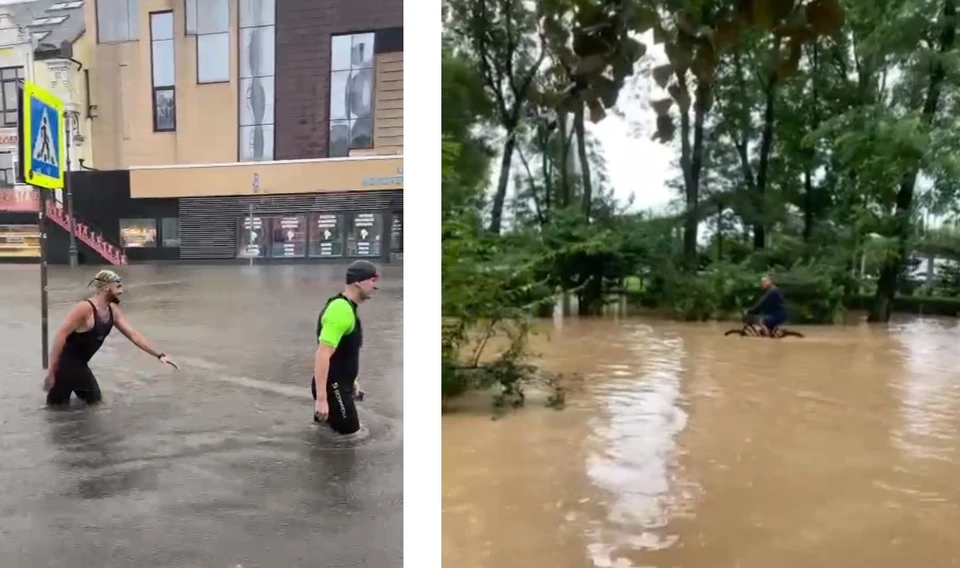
[157,352,165,359]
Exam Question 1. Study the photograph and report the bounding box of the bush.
[628,257,849,323]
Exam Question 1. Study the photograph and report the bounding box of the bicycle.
[723,313,804,338]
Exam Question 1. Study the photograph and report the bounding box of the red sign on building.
[0,187,40,212]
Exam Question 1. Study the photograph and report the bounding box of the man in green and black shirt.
[311,260,379,434]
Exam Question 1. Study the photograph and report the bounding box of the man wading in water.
[44,270,180,406]
[312,261,379,435]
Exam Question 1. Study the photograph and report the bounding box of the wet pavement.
[0,263,403,568]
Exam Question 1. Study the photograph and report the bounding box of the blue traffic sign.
[21,81,64,190]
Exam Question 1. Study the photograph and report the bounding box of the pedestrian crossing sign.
[20,81,64,190]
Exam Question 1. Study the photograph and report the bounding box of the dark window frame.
[0,66,23,128]
[149,11,176,133]
[0,150,15,188]
[327,31,377,158]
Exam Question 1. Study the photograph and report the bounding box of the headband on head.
[88,269,121,288]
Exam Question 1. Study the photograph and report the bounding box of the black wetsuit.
[47,300,113,406]
[310,294,363,434]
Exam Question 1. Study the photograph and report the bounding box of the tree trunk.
[488,129,517,234]
[803,42,819,242]
[753,65,779,250]
[575,106,593,219]
[870,0,956,322]
[677,74,707,271]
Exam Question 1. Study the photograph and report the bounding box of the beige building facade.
[58,0,404,263]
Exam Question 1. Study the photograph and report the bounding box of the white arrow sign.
[324,229,331,240]
[360,228,369,240]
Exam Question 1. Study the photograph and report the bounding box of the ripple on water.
[584,327,692,565]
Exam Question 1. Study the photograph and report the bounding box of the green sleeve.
[318,299,356,348]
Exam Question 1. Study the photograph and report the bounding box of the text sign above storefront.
[0,187,39,212]
[361,167,403,187]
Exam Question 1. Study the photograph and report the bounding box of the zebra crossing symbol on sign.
[32,108,58,167]
[20,80,64,189]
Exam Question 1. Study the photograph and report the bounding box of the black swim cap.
[346,260,379,284]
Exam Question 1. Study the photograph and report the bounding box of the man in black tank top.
[43,270,180,407]
[311,260,379,434]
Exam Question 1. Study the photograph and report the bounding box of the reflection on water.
[585,326,688,564]
[892,320,960,462]
[443,316,960,568]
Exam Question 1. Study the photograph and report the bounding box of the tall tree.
[446,0,545,234]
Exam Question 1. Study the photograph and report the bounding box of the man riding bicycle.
[746,276,787,336]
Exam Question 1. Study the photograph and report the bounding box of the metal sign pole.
[248,204,254,266]
[249,173,259,266]
[19,80,65,370]
[38,187,48,369]
[65,112,77,267]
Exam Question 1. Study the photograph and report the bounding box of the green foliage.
[440,0,960,407]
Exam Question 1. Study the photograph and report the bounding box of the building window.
[97,0,138,43]
[391,212,402,253]
[49,1,84,10]
[308,213,345,258]
[237,215,265,258]
[0,151,14,187]
[119,218,158,248]
[0,224,40,257]
[161,217,180,247]
[238,0,275,162]
[29,16,68,26]
[0,67,23,127]
[329,33,375,157]
[265,215,307,258]
[150,12,176,132]
[187,0,230,83]
[346,212,382,257]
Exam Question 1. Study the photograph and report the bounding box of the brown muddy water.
[442,315,960,568]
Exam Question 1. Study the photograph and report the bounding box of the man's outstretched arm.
[112,306,162,357]
[112,306,178,369]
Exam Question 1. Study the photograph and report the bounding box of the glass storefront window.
[161,217,180,247]
[267,214,307,258]
[0,224,39,257]
[119,218,157,248]
[308,213,344,258]
[346,212,382,257]
[391,212,402,253]
[237,215,265,257]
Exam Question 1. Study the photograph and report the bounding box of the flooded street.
[0,264,402,567]
[443,317,960,568]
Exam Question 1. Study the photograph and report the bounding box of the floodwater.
[0,263,402,567]
[443,316,960,568]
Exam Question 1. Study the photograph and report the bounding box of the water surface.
[0,264,403,567]
[443,316,960,567]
